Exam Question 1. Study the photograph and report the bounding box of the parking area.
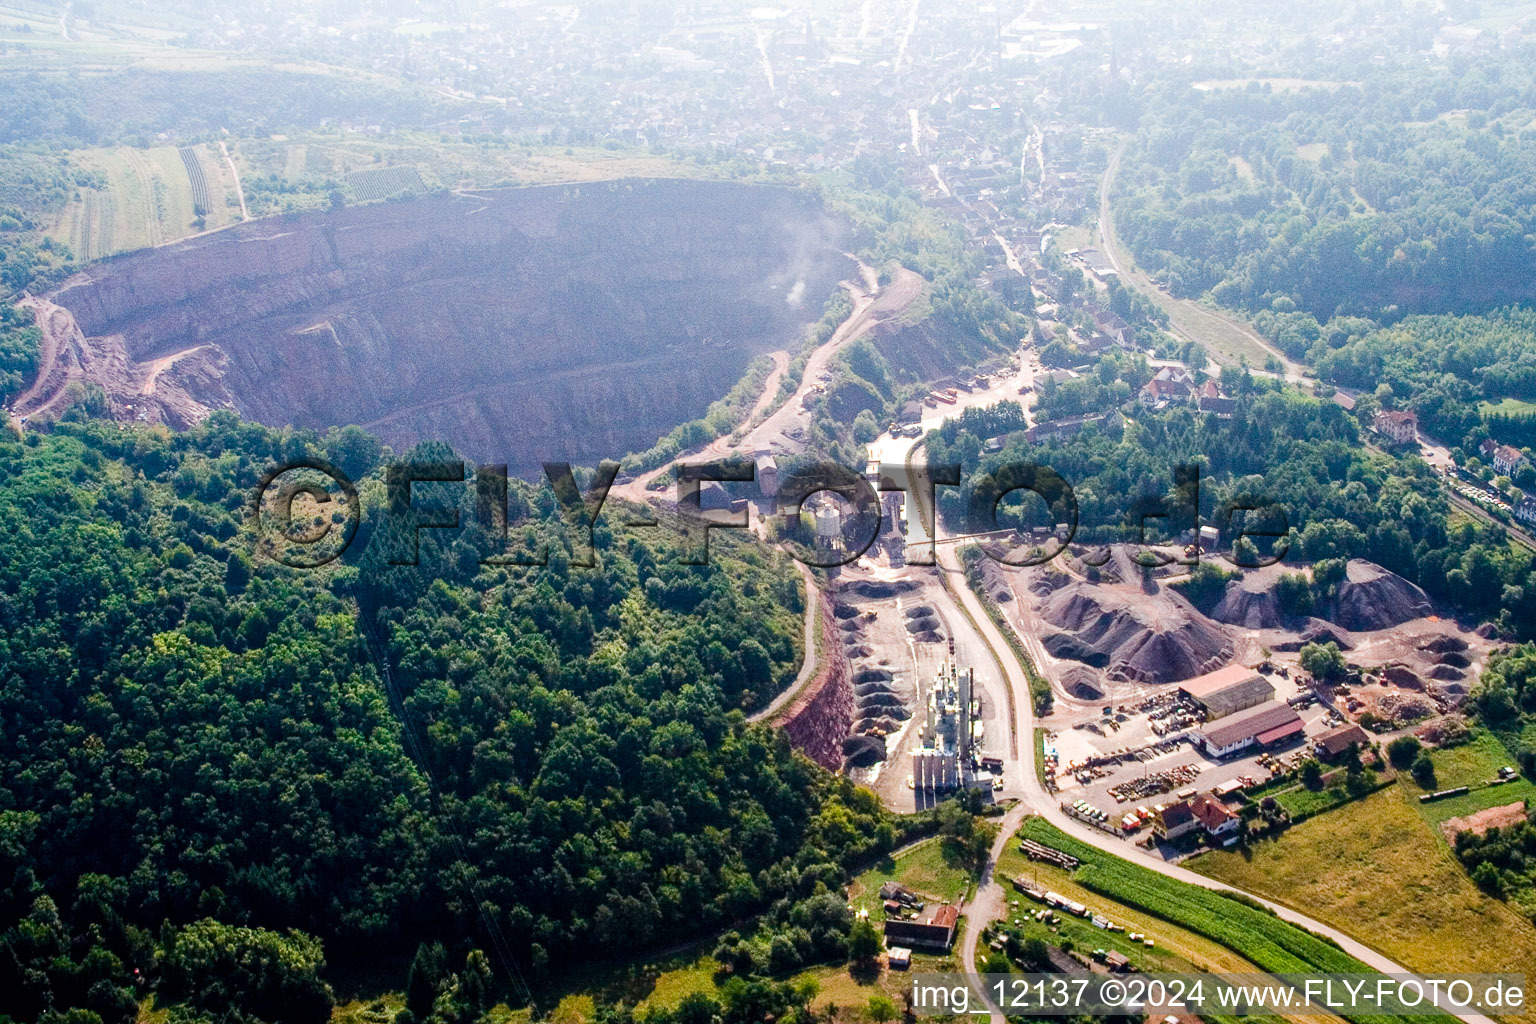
[1043,669,1348,836]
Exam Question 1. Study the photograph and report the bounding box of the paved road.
[926,541,1495,1024]
[882,433,1489,1023]
[748,562,823,724]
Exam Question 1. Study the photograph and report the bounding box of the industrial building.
[910,640,981,792]
[1195,700,1304,758]
[1313,723,1369,761]
[1178,664,1275,720]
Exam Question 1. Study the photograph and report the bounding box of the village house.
[1313,723,1369,762]
[882,903,959,951]
[1139,366,1195,409]
[1481,439,1530,477]
[1187,793,1242,840]
[1153,801,1200,841]
[1196,379,1235,416]
[1331,389,1358,412]
[1373,409,1418,445]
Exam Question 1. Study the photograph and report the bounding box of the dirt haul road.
[12,295,75,422]
[607,261,923,506]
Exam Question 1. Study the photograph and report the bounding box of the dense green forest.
[0,415,903,1024]
[925,377,1536,636]
[1306,306,1536,451]
[1113,52,1536,320]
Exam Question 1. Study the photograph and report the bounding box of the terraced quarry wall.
[30,178,848,474]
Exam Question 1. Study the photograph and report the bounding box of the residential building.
[1484,441,1530,477]
[1188,793,1241,839]
[1196,380,1235,416]
[1313,723,1368,761]
[1373,409,1418,445]
[883,903,959,951]
[756,453,779,497]
[1153,801,1200,841]
[1139,366,1195,409]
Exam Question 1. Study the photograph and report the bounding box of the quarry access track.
[139,344,211,395]
[747,561,823,724]
[608,258,921,506]
[11,294,75,422]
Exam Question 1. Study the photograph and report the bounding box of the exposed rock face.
[1330,559,1432,632]
[780,601,854,771]
[37,179,847,474]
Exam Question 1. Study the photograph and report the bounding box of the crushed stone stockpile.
[1211,574,1286,629]
[1039,584,1232,685]
[1060,666,1104,701]
[1272,622,1353,652]
[1331,559,1433,631]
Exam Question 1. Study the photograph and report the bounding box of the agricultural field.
[50,143,238,259]
[347,164,426,201]
[1000,822,1315,978]
[848,836,972,922]
[1191,784,1536,989]
[1016,819,1416,1024]
[227,132,703,216]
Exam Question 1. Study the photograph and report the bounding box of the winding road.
[874,366,1489,1023]
[864,389,1494,1024]
[928,536,1495,1024]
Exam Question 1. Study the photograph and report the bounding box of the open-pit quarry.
[15,178,848,474]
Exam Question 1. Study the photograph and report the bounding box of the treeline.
[1114,52,1536,320]
[0,69,465,148]
[0,413,903,1024]
[1469,646,1536,777]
